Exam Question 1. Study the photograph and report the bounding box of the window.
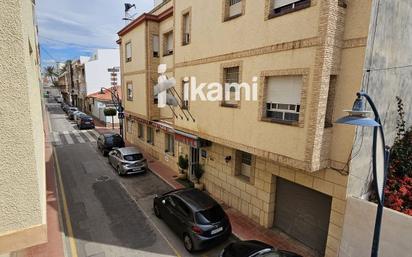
[182,13,191,45]
[182,79,189,109]
[224,0,244,20]
[174,197,192,219]
[222,66,240,107]
[269,0,311,18]
[153,35,160,57]
[127,82,133,101]
[138,123,144,139]
[264,75,302,123]
[195,205,225,224]
[125,42,132,62]
[163,31,174,56]
[324,75,337,128]
[147,127,154,145]
[235,150,254,182]
[165,134,175,155]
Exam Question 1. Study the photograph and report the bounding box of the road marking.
[54,148,79,257]
[82,131,96,142]
[118,183,182,257]
[72,130,86,143]
[53,132,62,145]
[89,129,100,138]
[62,131,74,145]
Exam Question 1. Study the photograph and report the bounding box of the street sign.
[108,68,120,72]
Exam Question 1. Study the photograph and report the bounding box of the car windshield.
[123,153,143,161]
[106,135,123,145]
[195,204,225,224]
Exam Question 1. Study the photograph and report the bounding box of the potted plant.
[177,155,189,179]
[193,163,205,191]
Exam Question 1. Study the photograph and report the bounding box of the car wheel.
[154,204,161,218]
[183,234,194,252]
[117,166,123,176]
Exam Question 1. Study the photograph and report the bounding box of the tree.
[59,63,68,75]
[44,66,58,86]
[104,108,117,130]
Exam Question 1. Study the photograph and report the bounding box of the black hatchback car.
[97,133,125,156]
[153,188,231,252]
[77,115,95,130]
[220,240,302,257]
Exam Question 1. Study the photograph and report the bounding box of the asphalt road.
[46,99,236,257]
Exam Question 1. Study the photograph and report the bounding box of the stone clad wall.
[201,142,348,257]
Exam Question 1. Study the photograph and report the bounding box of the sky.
[37,0,154,67]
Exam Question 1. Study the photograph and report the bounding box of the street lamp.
[336,92,390,257]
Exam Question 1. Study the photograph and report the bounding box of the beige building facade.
[0,0,47,254]
[117,1,372,256]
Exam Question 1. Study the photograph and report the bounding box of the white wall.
[91,100,119,124]
[340,197,412,257]
[347,0,412,198]
[84,49,120,95]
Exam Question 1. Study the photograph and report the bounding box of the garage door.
[274,178,332,255]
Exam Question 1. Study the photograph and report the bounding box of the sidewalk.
[93,118,120,135]
[14,105,66,257]
[126,142,317,257]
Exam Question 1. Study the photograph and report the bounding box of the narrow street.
[46,99,236,257]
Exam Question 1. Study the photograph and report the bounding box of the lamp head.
[335,95,380,127]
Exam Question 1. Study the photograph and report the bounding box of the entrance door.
[274,178,332,255]
[189,147,199,181]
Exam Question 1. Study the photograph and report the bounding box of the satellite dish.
[125,3,136,12]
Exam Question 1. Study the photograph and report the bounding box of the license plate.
[211,227,223,235]
[85,122,90,124]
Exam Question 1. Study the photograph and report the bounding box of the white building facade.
[84,49,121,95]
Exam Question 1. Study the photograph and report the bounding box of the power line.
[366,64,412,72]
[39,35,115,50]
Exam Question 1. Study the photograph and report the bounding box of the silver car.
[108,147,147,176]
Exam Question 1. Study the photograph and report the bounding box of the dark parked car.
[67,107,79,119]
[77,115,95,130]
[220,240,302,257]
[62,104,71,113]
[97,133,125,156]
[153,188,231,252]
[108,147,147,176]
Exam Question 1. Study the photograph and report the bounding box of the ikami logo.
[153,64,258,108]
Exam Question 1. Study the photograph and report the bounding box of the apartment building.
[117,1,372,256]
[0,0,47,254]
[71,56,89,110]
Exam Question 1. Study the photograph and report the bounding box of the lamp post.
[336,92,390,257]
[100,86,124,139]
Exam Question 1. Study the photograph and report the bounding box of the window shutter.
[184,15,190,34]
[273,0,299,9]
[125,43,132,59]
[266,76,302,105]
[153,35,159,52]
[167,32,173,51]
[229,0,242,16]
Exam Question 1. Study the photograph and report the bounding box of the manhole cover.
[96,176,110,182]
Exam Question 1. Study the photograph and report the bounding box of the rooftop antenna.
[123,3,136,23]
